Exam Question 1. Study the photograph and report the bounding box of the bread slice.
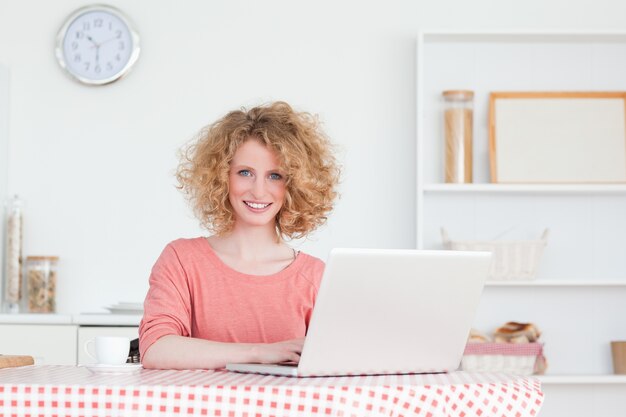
[0,355,35,368]
[494,322,541,343]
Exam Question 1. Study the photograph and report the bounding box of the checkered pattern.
[464,343,544,356]
[0,365,544,417]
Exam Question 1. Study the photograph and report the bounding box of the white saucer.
[83,363,143,374]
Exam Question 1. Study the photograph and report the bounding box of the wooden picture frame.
[489,92,626,183]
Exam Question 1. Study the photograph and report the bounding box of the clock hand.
[84,33,102,63]
[97,36,119,46]
[84,33,100,47]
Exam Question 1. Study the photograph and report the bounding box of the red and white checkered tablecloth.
[0,365,543,417]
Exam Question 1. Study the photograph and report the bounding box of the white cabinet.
[417,31,626,417]
[0,315,140,365]
[77,326,139,365]
[0,324,77,365]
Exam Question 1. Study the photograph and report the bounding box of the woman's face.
[228,138,287,230]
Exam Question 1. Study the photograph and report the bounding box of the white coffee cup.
[84,336,130,365]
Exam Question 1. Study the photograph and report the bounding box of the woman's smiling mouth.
[244,201,272,210]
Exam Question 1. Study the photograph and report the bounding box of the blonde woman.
[139,102,341,370]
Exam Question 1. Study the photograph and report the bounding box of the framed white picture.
[489,92,626,183]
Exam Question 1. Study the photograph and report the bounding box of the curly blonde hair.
[176,101,341,239]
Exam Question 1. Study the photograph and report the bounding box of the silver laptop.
[226,248,491,377]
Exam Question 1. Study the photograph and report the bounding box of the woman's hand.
[251,337,305,364]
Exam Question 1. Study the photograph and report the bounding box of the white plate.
[83,363,143,374]
[112,302,143,309]
[105,307,143,315]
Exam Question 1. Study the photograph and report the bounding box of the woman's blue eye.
[269,173,282,180]
[238,170,252,177]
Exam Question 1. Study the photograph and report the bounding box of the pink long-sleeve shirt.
[139,237,325,359]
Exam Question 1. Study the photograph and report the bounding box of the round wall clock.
[55,5,140,85]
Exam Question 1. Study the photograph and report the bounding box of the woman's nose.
[251,177,266,197]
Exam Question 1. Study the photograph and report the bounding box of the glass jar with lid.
[3,196,23,313]
[442,90,474,183]
[25,256,59,313]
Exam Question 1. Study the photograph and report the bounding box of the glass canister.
[25,256,59,313]
[442,90,474,183]
[3,195,23,313]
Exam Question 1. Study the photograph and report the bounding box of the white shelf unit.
[485,280,626,287]
[424,184,626,194]
[538,375,626,385]
[417,31,626,416]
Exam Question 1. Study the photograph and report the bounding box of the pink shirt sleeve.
[139,244,192,359]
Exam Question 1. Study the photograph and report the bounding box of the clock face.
[56,6,140,85]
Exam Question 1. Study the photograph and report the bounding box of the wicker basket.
[461,343,545,375]
[441,228,549,281]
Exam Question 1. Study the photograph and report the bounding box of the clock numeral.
[116,30,122,39]
[75,31,84,39]
[106,62,113,71]
[84,62,90,71]
[71,41,78,50]
[74,54,81,63]
[95,65,101,74]
[94,18,103,28]
[83,22,90,31]
[118,41,125,50]
[115,54,121,61]
[109,22,113,30]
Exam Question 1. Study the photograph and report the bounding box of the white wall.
[2,0,626,313]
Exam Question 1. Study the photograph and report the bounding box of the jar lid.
[442,90,474,99]
[26,256,59,261]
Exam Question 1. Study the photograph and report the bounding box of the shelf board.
[423,184,626,194]
[485,280,626,287]
[421,31,626,44]
[537,375,626,385]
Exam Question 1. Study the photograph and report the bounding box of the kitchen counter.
[0,313,72,324]
[73,314,141,326]
[0,313,141,326]
[1,314,141,365]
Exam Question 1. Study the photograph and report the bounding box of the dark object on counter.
[127,338,140,363]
